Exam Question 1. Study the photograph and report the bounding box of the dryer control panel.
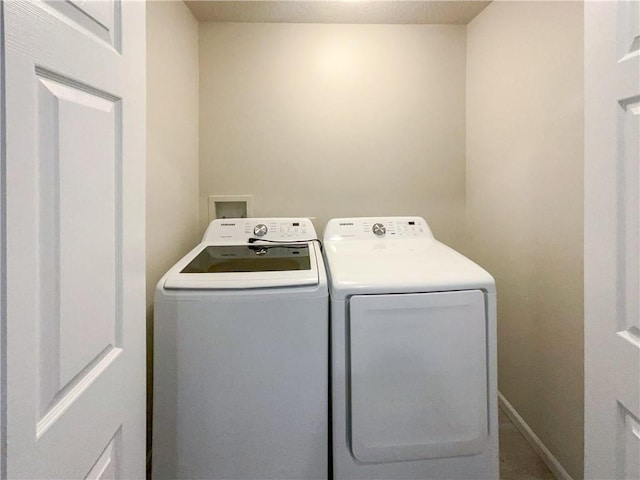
[203,217,317,243]
[324,217,434,241]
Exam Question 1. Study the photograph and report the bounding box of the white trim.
[0,1,6,478]
[498,391,573,480]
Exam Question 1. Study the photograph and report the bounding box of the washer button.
[253,224,268,236]
[372,223,386,236]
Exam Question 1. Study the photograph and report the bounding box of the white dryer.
[323,217,498,479]
[153,218,328,480]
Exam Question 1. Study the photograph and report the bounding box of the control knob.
[372,223,386,236]
[253,224,268,237]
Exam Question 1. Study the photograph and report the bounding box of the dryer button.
[372,223,386,236]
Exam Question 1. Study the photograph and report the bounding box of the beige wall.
[199,23,467,247]
[146,0,200,465]
[465,2,584,478]
[147,0,200,308]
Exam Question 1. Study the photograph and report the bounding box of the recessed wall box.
[208,195,254,221]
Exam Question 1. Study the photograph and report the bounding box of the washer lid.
[164,242,319,289]
[324,238,495,299]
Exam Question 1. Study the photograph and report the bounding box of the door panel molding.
[43,0,121,52]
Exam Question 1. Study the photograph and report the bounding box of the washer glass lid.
[180,245,311,273]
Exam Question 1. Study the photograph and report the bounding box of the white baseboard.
[498,391,573,480]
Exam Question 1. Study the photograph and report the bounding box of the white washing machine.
[323,217,498,479]
[153,218,328,480]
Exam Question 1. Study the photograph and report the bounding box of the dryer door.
[348,290,488,463]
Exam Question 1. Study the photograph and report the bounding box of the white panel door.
[349,290,488,464]
[2,1,145,478]
[585,1,640,478]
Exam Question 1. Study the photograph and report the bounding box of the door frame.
[0,0,6,477]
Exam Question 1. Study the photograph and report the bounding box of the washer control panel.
[324,217,433,241]
[203,218,316,242]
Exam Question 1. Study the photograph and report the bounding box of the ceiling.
[184,1,492,25]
